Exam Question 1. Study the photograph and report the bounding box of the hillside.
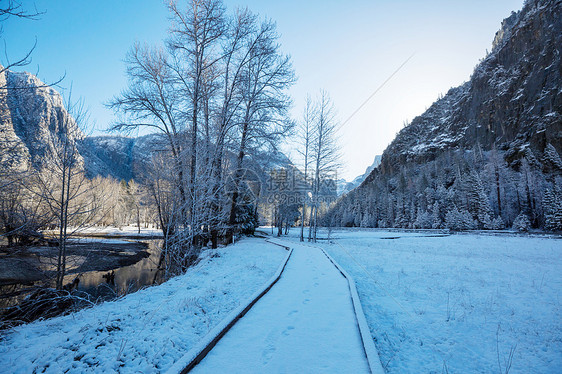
[78,134,168,181]
[328,0,562,231]
[0,65,306,239]
[0,69,294,184]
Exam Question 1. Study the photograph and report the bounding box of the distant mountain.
[0,67,158,181]
[0,68,296,184]
[328,0,562,231]
[349,155,382,190]
[338,155,382,195]
[78,134,167,181]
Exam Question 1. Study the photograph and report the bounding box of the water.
[0,239,163,308]
[64,239,163,300]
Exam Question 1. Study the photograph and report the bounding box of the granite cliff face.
[329,0,562,230]
[78,134,167,181]
[0,67,83,171]
[374,0,561,179]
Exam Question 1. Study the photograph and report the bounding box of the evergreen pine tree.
[512,213,531,232]
[543,144,562,173]
[543,188,561,230]
[432,201,442,229]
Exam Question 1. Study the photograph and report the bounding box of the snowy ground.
[0,238,286,374]
[280,229,561,373]
[67,225,163,237]
[190,240,371,373]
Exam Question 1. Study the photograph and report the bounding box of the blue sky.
[3,0,524,180]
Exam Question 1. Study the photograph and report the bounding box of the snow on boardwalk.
[189,241,371,374]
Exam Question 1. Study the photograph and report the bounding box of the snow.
[281,229,562,373]
[67,237,132,245]
[0,238,286,374]
[72,225,163,237]
[189,241,372,373]
[3,229,559,373]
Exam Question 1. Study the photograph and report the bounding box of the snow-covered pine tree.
[543,186,562,231]
[466,171,494,229]
[543,144,562,173]
[512,213,531,232]
[431,201,442,229]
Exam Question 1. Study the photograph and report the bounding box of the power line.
[338,52,416,131]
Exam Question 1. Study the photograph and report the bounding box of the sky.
[3,0,524,180]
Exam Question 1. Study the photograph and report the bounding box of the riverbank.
[0,237,286,373]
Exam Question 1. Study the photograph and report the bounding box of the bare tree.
[309,90,340,242]
[108,44,186,238]
[109,0,296,274]
[0,1,42,75]
[167,0,225,247]
[227,17,295,237]
[0,1,42,20]
[0,1,41,186]
[32,96,100,290]
[0,3,69,249]
[205,8,256,248]
[0,2,64,90]
[298,95,315,242]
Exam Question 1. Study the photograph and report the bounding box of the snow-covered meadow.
[308,229,562,373]
[0,238,286,374]
[2,229,560,373]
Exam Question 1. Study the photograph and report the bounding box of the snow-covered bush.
[512,213,531,232]
[445,207,477,231]
[489,216,506,230]
[414,210,432,229]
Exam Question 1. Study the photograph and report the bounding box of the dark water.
[0,239,163,308]
[64,240,163,300]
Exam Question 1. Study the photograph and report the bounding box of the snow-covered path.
[190,241,371,373]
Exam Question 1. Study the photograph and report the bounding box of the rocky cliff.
[329,0,562,231]
[374,0,561,179]
[0,67,83,172]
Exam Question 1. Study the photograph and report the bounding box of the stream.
[0,238,163,309]
[62,239,163,300]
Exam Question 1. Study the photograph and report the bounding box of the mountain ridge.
[371,0,561,181]
[330,0,562,230]
[0,68,297,183]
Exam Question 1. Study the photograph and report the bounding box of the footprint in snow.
[262,329,279,364]
[282,326,295,336]
[262,344,276,364]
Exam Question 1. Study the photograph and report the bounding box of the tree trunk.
[209,134,225,249]
[137,205,141,234]
[56,164,67,290]
[228,108,251,234]
[300,202,306,242]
